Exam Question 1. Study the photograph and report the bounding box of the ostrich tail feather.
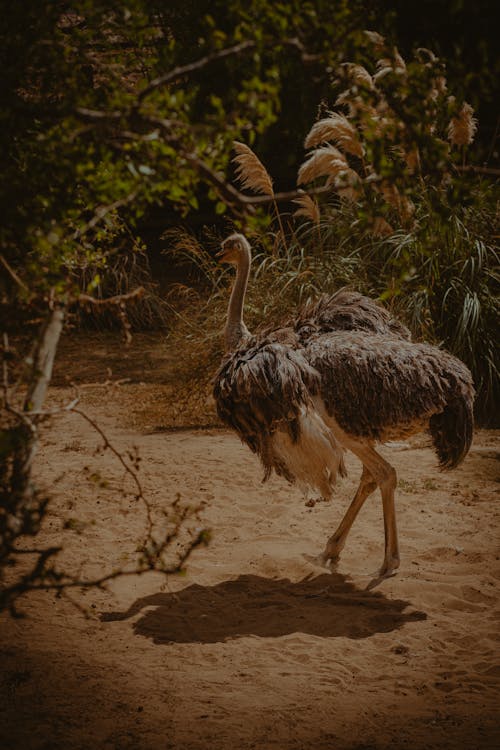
[429,395,474,470]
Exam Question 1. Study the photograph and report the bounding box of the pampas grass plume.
[232,141,274,196]
[304,112,364,157]
[297,146,348,185]
[293,192,320,223]
[346,64,374,89]
[364,30,385,49]
[447,102,478,147]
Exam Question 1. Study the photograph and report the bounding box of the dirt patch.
[2,334,500,750]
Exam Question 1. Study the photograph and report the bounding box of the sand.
[1,333,499,750]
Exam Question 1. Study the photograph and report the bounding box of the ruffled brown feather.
[288,290,411,342]
[305,331,474,463]
[213,339,321,481]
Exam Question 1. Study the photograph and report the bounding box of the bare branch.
[0,254,29,291]
[71,406,153,539]
[14,395,80,418]
[77,286,145,307]
[284,37,323,63]
[24,307,65,416]
[454,165,500,176]
[72,192,138,240]
[75,107,123,121]
[2,332,10,399]
[246,185,333,205]
[5,527,207,601]
[127,112,326,211]
[189,153,333,208]
[137,40,256,102]
[72,108,332,216]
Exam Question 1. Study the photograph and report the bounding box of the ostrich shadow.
[101,572,426,644]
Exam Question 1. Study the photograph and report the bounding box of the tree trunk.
[13,305,65,499]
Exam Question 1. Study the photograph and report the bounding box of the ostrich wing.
[305,331,474,442]
[213,339,321,481]
[291,290,411,342]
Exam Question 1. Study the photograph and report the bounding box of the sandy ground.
[1,333,499,750]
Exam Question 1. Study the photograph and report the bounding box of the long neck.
[225,249,251,351]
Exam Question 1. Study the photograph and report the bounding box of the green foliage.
[297,36,480,236]
[167,169,499,426]
[386,0,499,159]
[0,0,376,311]
[382,196,499,421]
[1,1,497,421]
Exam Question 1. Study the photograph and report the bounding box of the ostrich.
[213,233,474,581]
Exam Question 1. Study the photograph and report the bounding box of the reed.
[232,141,287,249]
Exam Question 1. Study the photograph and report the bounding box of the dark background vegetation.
[0,0,498,412]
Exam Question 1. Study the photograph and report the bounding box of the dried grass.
[380,183,415,224]
[364,30,385,49]
[343,63,374,89]
[393,51,407,73]
[293,193,320,223]
[232,141,274,196]
[447,102,478,147]
[297,146,349,185]
[304,113,363,157]
[371,217,394,237]
[405,147,421,173]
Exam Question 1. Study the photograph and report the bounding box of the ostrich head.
[216,233,251,266]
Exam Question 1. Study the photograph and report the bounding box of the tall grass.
[390,206,499,422]
[71,35,499,426]
[167,181,498,426]
[72,239,172,331]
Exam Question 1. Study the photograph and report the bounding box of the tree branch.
[454,165,500,176]
[24,307,65,416]
[77,286,145,307]
[75,107,123,121]
[72,191,138,240]
[136,40,256,102]
[0,254,29,291]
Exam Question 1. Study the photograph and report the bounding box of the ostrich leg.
[380,465,400,577]
[353,443,400,579]
[318,417,400,579]
[320,466,377,564]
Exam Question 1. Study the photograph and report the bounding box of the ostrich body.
[213,233,474,581]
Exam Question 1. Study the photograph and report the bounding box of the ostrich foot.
[318,552,339,568]
[303,552,338,569]
[365,557,400,590]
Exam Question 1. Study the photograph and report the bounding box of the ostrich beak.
[216,244,232,262]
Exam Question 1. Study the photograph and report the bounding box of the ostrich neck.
[225,251,251,351]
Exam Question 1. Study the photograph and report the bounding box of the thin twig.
[71,406,153,538]
[77,286,145,306]
[16,395,80,418]
[137,40,256,102]
[75,107,123,121]
[72,192,138,240]
[2,332,9,399]
[5,530,207,600]
[0,254,29,291]
[454,165,500,176]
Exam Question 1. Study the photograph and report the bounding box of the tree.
[1,0,375,609]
